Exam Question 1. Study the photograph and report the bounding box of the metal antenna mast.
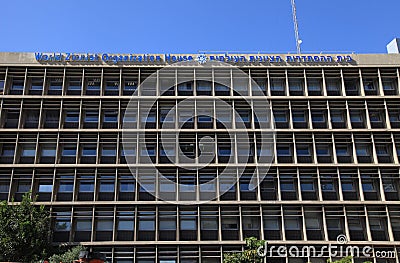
[291,0,302,54]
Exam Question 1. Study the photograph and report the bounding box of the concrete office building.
[1,51,400,263]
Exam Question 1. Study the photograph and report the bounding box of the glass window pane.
[76,220,92,231]
[159,220,176,230]
[118,220,134,231]
[59,182,74,192]
[139,220,155,231]
[97,220,113,231]
[100,182,115,192]
[39,184,53,192]
[180,219,196,230]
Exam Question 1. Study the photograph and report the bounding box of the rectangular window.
[0,183,10,193]
[292,112,306,122]
[341,183,355,191]
[159,220,176,230]
[218,147,231,156]
[215,84,229,91]
[104,112,118,122]
[86,79,100,91]
[122,148,136,157]
[336,146,350,156]
[376,146,389,156]
[277,146,291,156]
[296,146,310,156]
[79,182,94,192]
[285,218,300,230]
[222,218,238,230]
[105,80,119,91]
[281,183,295,191]
[289,80,303,91]
[383,183,396,192]
[316,147,330,156]
[369,219,383,230]
[85,111,99,122]
[363,81,376,91]
[180,219,196,230]
[41,147,56,157]
[96,220,113,231]
[356,146,369,156]
[99,182,115,192]
[307,80,322,91]
[383,80,395,91]
[55,219,71,231]
[102,147,116,156]
[201,218,218,230]
[331,113,344,122]
[62,146,76,156]
[38,184,53,193]
[370,113,381,122]
[49,79,63,90]
[68,80,81,90]
[12,80,24,91]
[270,79,285,91]
[327,219,341,230]
[118,220,134,231]
[138,220,155,231]
[257,147,272,156]
[306,218,321,230]
[65,111,79,122]
[178,83,193,91]
[264,218,280,230]
[321,183,334,191]
[31,79,43,90]
[124,80,137,91]
[301,183,314,191]
[82,146,97,156]
[2,146,15,156]
[274,112,287,122]
[198,116,212,122]
[17,183,31,192]
[120,182,135,192]
[0,80,4,92]
[350,113,362,122]
[362,183,375,192]
[237,110,250,122]
[312,113,325,122]
[59,182,74,192]
[76,220,92,231]
[141,146,156,156]
[160,182,176,192]
[141,113,156,123]
[160,148,175,156]
[348,219,363,230]
[197,81,211,91]
[22,146,36,157]
[160,110,174,123]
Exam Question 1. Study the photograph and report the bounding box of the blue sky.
[1,0,399,54]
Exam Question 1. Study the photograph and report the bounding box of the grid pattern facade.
[1,59,400,262]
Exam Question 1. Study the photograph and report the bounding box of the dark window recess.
[29,79,43,95]
[10,79,24,95]
[105,80,119,95]
[48,78,63,95]
[123,80,137,95]
[67,79,82,95]
[64,111,79,128]
[44,111,59,128]
[85,79,101,95]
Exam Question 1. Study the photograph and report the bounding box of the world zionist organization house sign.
[34,52,355,65]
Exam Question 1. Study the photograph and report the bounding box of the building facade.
[0,52,400,262]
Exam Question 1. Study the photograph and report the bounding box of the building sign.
[34,52,354,64]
